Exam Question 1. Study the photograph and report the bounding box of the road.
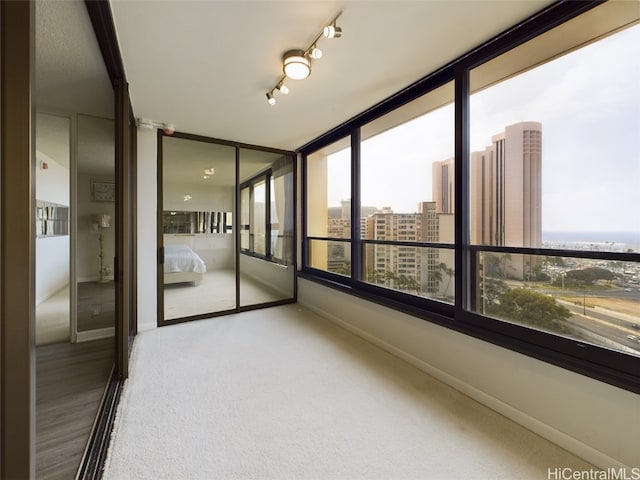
[561,302,640,352]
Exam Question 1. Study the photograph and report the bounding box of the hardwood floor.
[36,338,114,480]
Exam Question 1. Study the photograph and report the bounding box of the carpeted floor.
[102,304,593,480]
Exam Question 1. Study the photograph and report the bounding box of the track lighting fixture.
[265,11,342,105]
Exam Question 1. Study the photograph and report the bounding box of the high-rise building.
[470,121,542,249]
[433,122,542,279]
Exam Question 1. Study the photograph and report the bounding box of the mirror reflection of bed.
[163,232,288,319]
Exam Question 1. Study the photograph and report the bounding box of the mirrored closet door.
[161,136,237,320]
[159,134,295,325]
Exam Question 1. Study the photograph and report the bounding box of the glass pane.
[363,244,454,303]
[473,252,640,356]
[239,150,295,308]
[470,23,640,251]
[163,136,236,320]
[307,239,350,276]
[306,138,351,239]
[361,82,455,244]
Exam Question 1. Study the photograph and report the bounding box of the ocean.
[542,231,640,252]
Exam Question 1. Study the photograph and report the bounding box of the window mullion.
[351,127,362,281]
[455,66,471,315]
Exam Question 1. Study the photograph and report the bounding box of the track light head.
[277,82,289,95]
[310,46,323,59]
[323,25,342,39]
[266,91,276,105]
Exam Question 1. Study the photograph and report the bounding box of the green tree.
[556,267,615,287]
[487,288,571,332]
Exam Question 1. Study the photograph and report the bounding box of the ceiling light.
[310,46,323,59]
[204,168,215,175]
[183,195,192,202]
[283,50,311,80]
[323,25,342,39]
[203,175,209,179]
[266,91,276,105]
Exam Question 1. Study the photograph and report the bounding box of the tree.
[487,288,571,332]
[556,267,616,287]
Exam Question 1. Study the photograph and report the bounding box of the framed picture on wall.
[91,180,115,202]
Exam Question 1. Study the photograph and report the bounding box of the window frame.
[300,0,640,393]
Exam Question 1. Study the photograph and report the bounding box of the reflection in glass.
[474,251,640,356]
[162,136,236,320]
[239,149,295,307]
[35,112,71,345]
[77,114,116,334]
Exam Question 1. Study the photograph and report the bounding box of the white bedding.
[164,244,207,274]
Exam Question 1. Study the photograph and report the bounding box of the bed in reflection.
[164,244,206,286]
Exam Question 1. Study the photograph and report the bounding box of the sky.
[326,23,640,234]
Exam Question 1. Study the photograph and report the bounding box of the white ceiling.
[36,0,113,119]
[110,0,552,151]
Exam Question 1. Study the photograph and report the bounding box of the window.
[302,1,640,392]
[360,83,455,303]
[306,137,351,276]
[468,13,640,359]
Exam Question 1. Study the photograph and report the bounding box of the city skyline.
[326,23,640,234]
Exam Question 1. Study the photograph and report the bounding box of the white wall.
[35,151,69,304]
[137,128,158,331]
[298,278,639,469]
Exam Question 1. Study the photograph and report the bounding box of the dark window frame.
[300,0,640,393]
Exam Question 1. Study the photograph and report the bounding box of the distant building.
[435,121,542,278]
[365,208,424,293]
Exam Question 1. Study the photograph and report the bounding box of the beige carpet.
[103,304,593,479]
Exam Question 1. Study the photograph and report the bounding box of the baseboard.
[299,298,629,471]
[76,327,115,343]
